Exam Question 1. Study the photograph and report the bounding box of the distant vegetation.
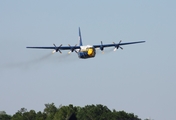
[0,103,146,120]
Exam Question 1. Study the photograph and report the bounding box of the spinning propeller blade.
[52,44,62,54]
[68,44,77,54]
[113,40,123,51]
[100,41,104,53]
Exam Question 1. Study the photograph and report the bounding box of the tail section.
[79,27,83,46]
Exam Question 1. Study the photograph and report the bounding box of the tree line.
[0,103,144,120]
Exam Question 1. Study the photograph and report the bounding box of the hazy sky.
[0,1,176,120]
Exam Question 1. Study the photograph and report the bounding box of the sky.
[0,1,176,120]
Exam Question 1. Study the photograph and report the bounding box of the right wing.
[93,41,145,51]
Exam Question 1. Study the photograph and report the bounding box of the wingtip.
[139,40,146,43]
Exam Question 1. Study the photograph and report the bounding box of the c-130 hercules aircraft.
[27,28,145,59]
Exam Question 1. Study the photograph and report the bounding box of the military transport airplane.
[26,28,145,59]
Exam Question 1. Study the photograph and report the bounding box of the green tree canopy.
[0,111,11,120]
[44,103,57,120]
[54,104,77,120]
[3,103,142,120]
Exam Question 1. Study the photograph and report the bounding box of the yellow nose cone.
[88,48,94,56]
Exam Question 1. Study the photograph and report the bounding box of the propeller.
[100,41,104,53]
[113,40,123,51]
[68,44,77,54]
[52,44,62,54]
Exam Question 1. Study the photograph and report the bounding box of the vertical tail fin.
[79,27,83,46]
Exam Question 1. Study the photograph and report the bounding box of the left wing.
[93,40,145,51]
[26,44,81,53]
